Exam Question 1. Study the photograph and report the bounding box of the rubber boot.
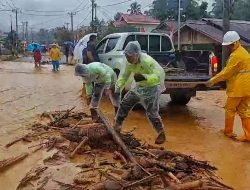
[155,131,166,144]
[152,118,166,144]
[224,117,236,138]
[236,118,250,142]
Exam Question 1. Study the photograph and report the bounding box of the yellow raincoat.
[49,47,61,61]
[209,43,250,141]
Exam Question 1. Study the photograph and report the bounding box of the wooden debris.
[123,174,159,189]
[69,137,88,158]
[96,109,151,176]
[8,109,233,190]
[0,153,29,171]
[5,134,29,148]
[48,106,76,126]
[166,180,203,190]
[47,138,57,152]
[114,151,128,164]
[17,166,48,189]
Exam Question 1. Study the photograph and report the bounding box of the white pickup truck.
[96,32,219,105]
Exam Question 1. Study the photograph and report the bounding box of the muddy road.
[0,60,249,190]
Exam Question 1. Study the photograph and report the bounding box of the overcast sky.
[0,0,212,32]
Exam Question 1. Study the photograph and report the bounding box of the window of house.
[136,35,148,51]
[161,36,172,51]
[105,38,119,53]
[149,35,160,52]
[96,39,107,54]
[123,35,136,49]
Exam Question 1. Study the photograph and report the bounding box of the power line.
[98,7,113,20]
[142,3,152,9]
[20,8,68,13]
[75,3,90,13]
[4,0,14,9]
[99,0,132,7]
[20,11,66,17]
[9,0,16,8]
[77,10,91,27]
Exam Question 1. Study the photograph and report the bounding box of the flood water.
[0,60,249,190]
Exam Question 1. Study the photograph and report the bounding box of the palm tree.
[127,2,142,15]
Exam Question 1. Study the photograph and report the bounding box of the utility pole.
[65,22,70,30]
[177,0,182,50]
[94,3,97,32]
[21,21,25,40]
[222,0,231,67]
[10,15,14,54]
[91,0,95,32]
[68,12,76,41]
[15,9,18,36]
[30,27,34,42]
[25,21,28,42]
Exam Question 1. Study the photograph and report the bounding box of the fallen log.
[61,124,110,143]
[0,153,29,171]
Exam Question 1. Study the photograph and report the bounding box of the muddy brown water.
[0,60,249,190]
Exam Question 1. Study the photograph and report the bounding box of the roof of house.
[155,19,250,46]
[202,18,250,43]
[113,14,160,27]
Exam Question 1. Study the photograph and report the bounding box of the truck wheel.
[170,92,191,105]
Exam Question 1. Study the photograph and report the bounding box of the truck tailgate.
[165,73,211,82]
[165,73,211,90]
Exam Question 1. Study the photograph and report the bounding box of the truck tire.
[170,92,191,105]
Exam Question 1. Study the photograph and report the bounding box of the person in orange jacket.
[208,31,250,142]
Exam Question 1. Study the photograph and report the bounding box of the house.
[113,14,160,32]
[154,19,250,50]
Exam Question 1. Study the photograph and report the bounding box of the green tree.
[127,2,142,15]
[53,27,71,44]
[114,12,122,21]
[147,0,208,21]
[148,0,170,21]
[185,1,208,20]
[211,0,223,18]
[211,0,250,21]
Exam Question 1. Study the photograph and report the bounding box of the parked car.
[96,32,219,105]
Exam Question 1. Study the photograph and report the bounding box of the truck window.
[136,35,148,52]
[161,36,172,51]
[123,35,136,49]
[96,39,107,54]
[105,38,119,53]
[149,35,160,52]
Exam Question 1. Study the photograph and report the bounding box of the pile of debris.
[3,107,234,190]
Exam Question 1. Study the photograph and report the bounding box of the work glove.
[134,74,146,82]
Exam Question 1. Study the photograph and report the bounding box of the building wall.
[173,27,218,45]
[129,24,157,32]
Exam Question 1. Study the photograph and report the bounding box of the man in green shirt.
[114,41,166,144]
[75,62,120,121]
